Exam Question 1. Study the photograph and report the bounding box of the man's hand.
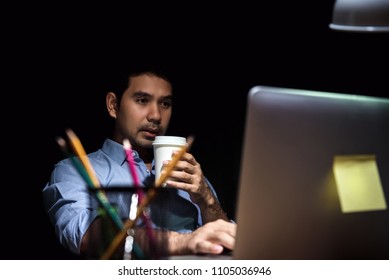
[169,219,237,255]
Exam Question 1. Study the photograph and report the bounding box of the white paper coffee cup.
[152,136,187,185]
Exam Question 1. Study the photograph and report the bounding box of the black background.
[3,2,388,259]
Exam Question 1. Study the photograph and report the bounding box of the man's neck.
[134,146,154,171]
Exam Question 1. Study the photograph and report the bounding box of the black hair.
[102,60,176,103]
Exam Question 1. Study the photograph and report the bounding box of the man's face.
[115,74,173,150]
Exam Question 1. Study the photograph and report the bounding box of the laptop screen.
[233,85,389,259]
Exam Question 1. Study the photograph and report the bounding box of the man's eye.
[161,100,172,108]
[137,98,148,104]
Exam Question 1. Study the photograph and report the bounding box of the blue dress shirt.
[42,138,219,255]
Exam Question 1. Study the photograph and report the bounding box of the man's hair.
[103,61,175,103]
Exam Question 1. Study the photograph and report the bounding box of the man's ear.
[106,92,118,119]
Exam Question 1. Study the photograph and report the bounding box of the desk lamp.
[329,0,389,32]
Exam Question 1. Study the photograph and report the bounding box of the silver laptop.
[232,85,389,259]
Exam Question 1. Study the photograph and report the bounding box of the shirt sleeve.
[42,159,99,254]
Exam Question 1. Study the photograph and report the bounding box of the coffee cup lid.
[152,136,187,145]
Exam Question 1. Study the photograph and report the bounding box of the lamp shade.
[329,0,389,32]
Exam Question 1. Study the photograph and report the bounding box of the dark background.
[3,1,388,259]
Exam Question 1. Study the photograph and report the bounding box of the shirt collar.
[101,138,145,166]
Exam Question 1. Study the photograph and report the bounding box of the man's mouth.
[141,128,160,139]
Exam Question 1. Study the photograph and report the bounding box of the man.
[43,64,236,259]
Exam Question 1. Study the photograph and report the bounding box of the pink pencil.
[123,139,144,199]
[123,139,157,257]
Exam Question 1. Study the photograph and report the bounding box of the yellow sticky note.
[333,155,387,213]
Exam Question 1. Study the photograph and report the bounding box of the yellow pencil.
[66,129,101,187]
[65,128,124,230]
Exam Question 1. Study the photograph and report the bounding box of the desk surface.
[166,254,232,260]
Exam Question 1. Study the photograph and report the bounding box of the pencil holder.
[85,186,199,260]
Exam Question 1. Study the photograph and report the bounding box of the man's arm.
[134,219,236,258]
[193,177,229,223]
[80,217,128,259]
[81,218,236,259]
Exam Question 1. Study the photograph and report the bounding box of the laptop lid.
[233,85,389,259]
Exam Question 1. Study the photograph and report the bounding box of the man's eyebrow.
[132,91,173,100]
[133,91,151,97]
